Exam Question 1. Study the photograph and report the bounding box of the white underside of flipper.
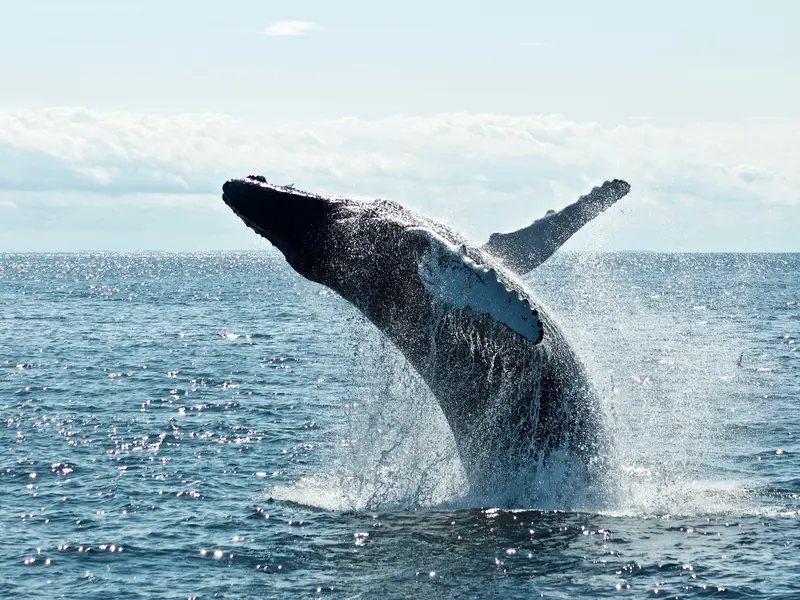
[410,228,543,343]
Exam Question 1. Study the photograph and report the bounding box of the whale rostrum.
[221,176,631,493]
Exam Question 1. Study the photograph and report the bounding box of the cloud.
[0,107,797,249]
[263,21,317,36]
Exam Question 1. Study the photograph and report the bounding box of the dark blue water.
[1,252,797,599]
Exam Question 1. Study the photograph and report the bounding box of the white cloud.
[1,108,796,201]
[263,21,317,37]
[0,107,797,249]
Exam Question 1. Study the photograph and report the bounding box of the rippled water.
[1,252,797,599]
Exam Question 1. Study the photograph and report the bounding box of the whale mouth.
[222,176,331,253]
[221,176,349,276]
[222,176,284,248]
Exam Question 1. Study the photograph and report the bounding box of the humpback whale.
[222,176,630,493]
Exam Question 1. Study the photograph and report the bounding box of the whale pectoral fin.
[411,228,543,344]
[482,179,631,273]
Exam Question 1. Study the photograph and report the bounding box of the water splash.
[532,252,765,517]
[271,252,778,516]
[332,324,466,509]
[273,315,605,511]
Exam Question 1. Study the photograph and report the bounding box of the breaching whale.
[222,176,630,493]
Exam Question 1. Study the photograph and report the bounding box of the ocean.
[1,252,797,599]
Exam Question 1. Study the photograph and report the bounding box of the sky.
[0,0,798,252]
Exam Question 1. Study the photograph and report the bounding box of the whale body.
[222,176,630,493]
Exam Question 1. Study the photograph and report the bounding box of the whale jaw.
[222,176,346,277]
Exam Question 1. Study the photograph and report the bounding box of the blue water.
[1,252,797,599]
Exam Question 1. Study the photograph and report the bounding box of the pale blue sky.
[1,1,798,251]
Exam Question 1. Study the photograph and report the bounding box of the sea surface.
[1,252,797,599]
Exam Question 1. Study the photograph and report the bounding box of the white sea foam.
[266,317,602,512]
[270,252,784,517]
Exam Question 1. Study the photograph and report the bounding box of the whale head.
[221,175,432,311]
[222,176,542,344]
[222,176,351,282]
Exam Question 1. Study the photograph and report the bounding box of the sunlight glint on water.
[0,252,797,598]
